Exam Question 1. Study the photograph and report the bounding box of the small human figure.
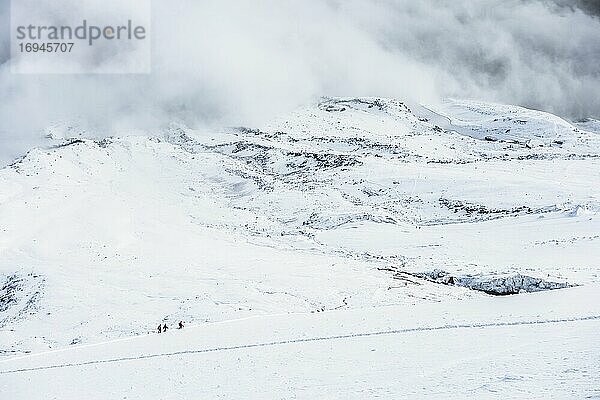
[163,323,168,332]
[157,324,162,334]
[178,321,184,329]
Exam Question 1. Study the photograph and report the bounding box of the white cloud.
[0,0,598,163]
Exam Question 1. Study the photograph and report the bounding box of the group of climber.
[157,320,184,333]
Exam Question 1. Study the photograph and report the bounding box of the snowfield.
[1,97,599,398]
[2,286,600,399]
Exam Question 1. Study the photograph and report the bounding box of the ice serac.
[0,97,599,359]
[412,269,572,295]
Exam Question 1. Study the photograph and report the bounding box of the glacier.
[0,97,599,398]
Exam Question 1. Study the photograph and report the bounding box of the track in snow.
[2,314,599,375]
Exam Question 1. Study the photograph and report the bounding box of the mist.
[0,0,599,164]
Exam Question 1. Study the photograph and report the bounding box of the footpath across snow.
[1,97,599,398]
[1,284,599,399]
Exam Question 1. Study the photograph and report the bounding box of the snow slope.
[1,285,599,399]
[1,97,599,397]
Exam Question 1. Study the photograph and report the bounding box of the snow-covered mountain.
[1,98,599,398]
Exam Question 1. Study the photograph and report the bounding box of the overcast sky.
[0,0,599,163]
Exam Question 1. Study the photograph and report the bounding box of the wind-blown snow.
[2,0,600,166]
